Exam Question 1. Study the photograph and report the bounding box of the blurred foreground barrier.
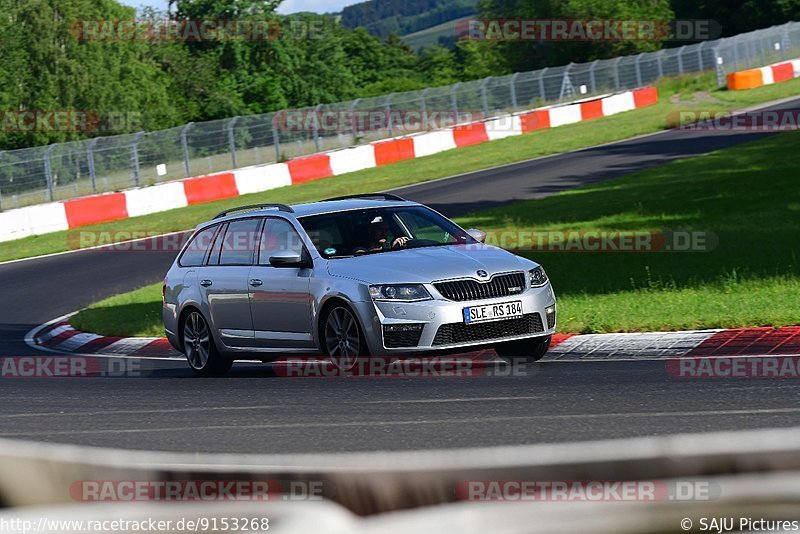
[2,426,800,520]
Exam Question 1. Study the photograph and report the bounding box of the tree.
[478,0,675,71]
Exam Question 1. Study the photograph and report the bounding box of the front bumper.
[353,283,557,357]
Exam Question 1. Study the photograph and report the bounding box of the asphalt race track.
[1,97,798,453]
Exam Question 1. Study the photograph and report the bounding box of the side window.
[206,223,227,266]
[219,218,262,266]
[179,225,219,267]
[259,218,305,265]
[302,216,343,256]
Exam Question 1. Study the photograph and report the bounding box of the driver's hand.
[392,236,410,248]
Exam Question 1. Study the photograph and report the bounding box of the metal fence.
[1,21,798,211]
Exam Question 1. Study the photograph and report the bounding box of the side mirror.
[466,229,487,243]
[269,251,311,268]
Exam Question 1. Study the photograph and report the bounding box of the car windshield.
[299,205,475,258]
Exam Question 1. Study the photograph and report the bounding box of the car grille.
[432,313,544,346]
[383,324,424,348]
[434,272,527,302]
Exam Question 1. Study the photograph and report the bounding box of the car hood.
[326,244,536,284]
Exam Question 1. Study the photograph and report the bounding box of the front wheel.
[322,305,369,371]
[182,311,233,376]
[494,336,552,364]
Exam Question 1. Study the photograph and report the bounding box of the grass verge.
[4,72,800,263]
[71,129,800,336]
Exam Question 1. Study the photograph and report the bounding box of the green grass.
[4,71,800,264]
[71,283,165,338]
[71,130,800,336]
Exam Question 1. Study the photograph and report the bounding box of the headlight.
[529,266,549,288]
[369,284,432,301]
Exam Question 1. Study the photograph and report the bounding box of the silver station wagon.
[163,194,557,375]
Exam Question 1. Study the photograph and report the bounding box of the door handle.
[249,279,263,287]
[200,280,213,287]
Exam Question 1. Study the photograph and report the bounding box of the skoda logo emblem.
[476,270,489,278]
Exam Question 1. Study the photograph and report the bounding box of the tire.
[321,304,369,371]
[494,336,552,364]
[181,310,233,376]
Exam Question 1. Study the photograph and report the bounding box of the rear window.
[179,225,219,267]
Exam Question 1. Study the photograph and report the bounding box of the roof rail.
[322,193,407,202]
[213,203,294,220]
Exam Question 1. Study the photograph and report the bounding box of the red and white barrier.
[0,87,659,243]
[329,145,377,176]
[726,58,800,90]
[233,163,292,195]
[0,202,69,241]
[125,182,188,218]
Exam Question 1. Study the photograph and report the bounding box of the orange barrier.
[286,155,333,184]
[64,193,128,228]
[772,62,794,83]
[452,122,490,147]
[727,69,764,90]
[519,110,551,133]
[579,99,604,121]
[373,138,416,166]
[183,173,238,205]
[633,87,659,108]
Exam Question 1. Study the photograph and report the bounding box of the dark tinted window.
[179,225,219,267]
[259,219,305,265]
[299,206,472,258]
[219,218,262,266]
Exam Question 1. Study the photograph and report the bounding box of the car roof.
[203,198,420,228]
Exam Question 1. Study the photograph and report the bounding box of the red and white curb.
[25,316,800,362]
[26,318,182,360]
[0,87,658,243]
[550,327,800,360]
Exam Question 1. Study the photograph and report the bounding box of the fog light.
[545,305,556,329]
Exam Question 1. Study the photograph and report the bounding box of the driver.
[366,217,409,251]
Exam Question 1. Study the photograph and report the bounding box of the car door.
[249,217,314,349]
[200,218,262,348]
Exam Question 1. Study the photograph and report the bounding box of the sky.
[119,0,364,14]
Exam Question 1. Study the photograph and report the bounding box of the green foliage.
[479,0,675,71]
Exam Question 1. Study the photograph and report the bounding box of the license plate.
[463,301,523,324]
